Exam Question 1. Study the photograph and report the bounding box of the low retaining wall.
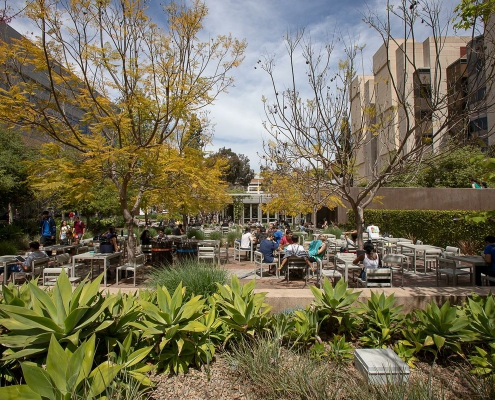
[256,286,495,314]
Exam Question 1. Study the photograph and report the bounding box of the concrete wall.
[336,187,495,223]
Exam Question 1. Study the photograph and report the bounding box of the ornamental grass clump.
[147,259,228,300]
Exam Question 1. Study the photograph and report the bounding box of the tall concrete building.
[351,36,471,181]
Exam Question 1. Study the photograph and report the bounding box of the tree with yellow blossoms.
[0,0,246,257]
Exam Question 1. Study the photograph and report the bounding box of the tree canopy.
[210,147,255,188]
[0,0,246,256]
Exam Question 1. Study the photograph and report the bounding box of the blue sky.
[8,0,461,172]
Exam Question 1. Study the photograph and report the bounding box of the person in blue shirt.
[273,229,283,245]
[39,210,56,246]
[259,233,279,275]
[0,241,47,281]
[478,235,495,286]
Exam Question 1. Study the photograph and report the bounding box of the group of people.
[239,226,328,276]
[39,211,86,246]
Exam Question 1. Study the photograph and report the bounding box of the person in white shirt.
[240,228,253,249]
[278,235,311,272]
[366,223,380,240]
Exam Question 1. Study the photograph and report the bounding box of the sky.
[7,0,461,172]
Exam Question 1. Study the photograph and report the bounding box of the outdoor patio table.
[43,244,76,256]
[445,254,487,286]
[335,253,361,282]
[72,251,122,286]
[397,243,441,274]
[327,239,345,254]
[0,255,17,285]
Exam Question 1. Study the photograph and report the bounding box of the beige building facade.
[351,36,472,181]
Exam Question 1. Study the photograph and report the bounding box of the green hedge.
[347,209,495,250]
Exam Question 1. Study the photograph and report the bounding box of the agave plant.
[0,271,117,361]
[213,275,272,340]
[413,300,476,356]
[310,278,361,335]
[359,291,405,348]
[464,293,495,343]
[131,283,213,373]
[0,334,123,400]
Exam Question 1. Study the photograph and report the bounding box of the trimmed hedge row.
[347,209,495,250]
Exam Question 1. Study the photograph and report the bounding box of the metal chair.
[197,246,216,264]
[12,257,50,283]
[421,248,443,274]
[116,254,146,287]
[356,268,393,288]
[233,240,252,262]
[283,256,310,284]
[253,250,278,278]
[436,257,472,286]
[381,253,408,287]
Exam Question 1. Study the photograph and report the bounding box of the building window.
[469,117,488,133]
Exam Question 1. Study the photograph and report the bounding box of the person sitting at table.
[100,226,120,252]
[308,234,328,264]
[277,230,294,251]
[272,228,284,245]
[278,235,311,272]
[479,235,495,286]
[341,230,358,252]
[172,224,185,235]
[140,227,151,245]
[155,229,167,240]
[240,227,253,249]
[259,233,279,275]
[366,223,380,240]
[0,241,47,281]
[353,241,379,280]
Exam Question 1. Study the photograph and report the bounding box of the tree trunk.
[123,208,136,262]
[352,204,365,250]
[7,202,13,225]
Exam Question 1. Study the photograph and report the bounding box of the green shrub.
[187,228,204,240]
[0,241,18,256]
[0,224,24,241]
[323,227,343,238]
[147,260,228,300]
[226,231,239,246]
[348,209,495,249]
[209,231,222,241]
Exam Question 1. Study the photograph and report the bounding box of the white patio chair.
[233,240,252,262]
[197,246,216,264]
[436,258,472,286]
[381,253,408,287]
[356,268,392,288]
[116,254,146,287]
[253,250,278,278]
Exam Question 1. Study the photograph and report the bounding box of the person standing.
[59,220,71,245]
[73,216,86,244]
[39,210,56,246]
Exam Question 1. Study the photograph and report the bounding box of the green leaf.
[22,362,56,399]
[46,335,69,394]
[88,362,122,397]
[0,384,41,400]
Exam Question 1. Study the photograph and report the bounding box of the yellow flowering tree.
[0,0,245,257]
